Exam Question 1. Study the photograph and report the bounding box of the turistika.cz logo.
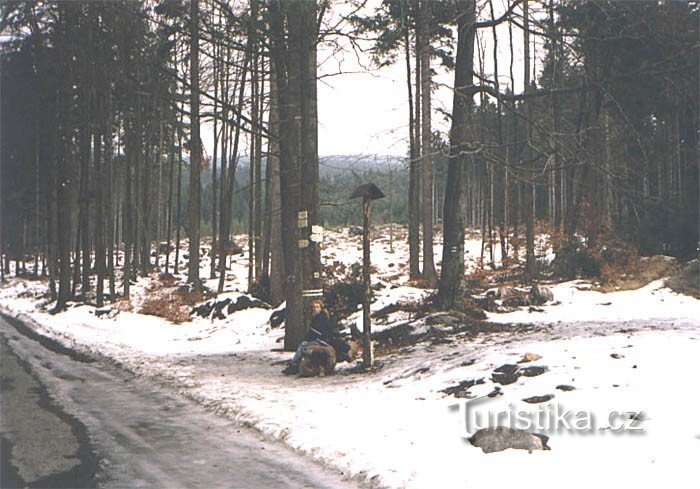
[451,397,645,437]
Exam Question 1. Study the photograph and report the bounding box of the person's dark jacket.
[304,311,337,343]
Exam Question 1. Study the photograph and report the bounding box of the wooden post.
[362,196,373,367]
[350,182,384,369]
[388,162,394,253]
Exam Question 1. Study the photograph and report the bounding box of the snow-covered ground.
[1,226,699,488]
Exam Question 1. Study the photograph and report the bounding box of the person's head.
[311,300,324,316]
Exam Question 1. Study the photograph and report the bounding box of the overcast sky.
[202,0,540,159]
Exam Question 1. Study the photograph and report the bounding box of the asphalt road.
[0,314,360,489]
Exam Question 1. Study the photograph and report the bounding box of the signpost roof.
[350,183,385,201]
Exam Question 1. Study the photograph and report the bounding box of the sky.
[312,0,542,157]
[201,0,541,159]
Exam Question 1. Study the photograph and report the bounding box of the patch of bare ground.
[373,317,538,357]
[665,260,700,298]
[597,255,679,292]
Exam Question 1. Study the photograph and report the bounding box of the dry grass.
[138,275,211,323]
[598,254,679,292]
[140,293,191,323]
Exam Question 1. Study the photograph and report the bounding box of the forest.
[1,0,698,350]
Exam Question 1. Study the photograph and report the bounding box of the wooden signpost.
[350,183,385,367]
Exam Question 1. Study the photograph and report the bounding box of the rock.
[519,352,542,363]
[521,365,548,377]
[492,364,521,385]
[191,300,217,319]
[269,309,286,328]
[523,394,554,404]
[502,295,531,308]
[469,427,550,453]
[212,298,232,319]
[529,284,554,305]
[556,384,576,391]
[665,259,700,299]
[157,242,174,255]
[226,295,269,314]
[497,286,522,300]
[499,287,530,308]
[192,294,269,320]
[425,311,467,328]
[610,353,624,359]
[324,282,365,318]
[441,378,485,398]
[486,386,503,398]
[94,307,117,319]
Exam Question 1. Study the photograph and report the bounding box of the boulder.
[269,309,286,329]
[529,284,554,305]
[425,311,467,328]
[492,364,521,385]
[469,427,550,453]
[441,378,485,398]
[520,365,548,377]
[226,295,269,314]
[519,352,542,363]
[192,294,269,320]
[523,394,554,404]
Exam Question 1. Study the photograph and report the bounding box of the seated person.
[282,300,337,375]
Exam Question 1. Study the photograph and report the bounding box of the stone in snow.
[469,426,550,454]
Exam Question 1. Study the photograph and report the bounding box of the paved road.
[0,314,360,488]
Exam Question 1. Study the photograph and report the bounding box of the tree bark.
[188,0,202,287]
[438,0,475,309]
[523,0,536,277]
[267,60,285,305]
[419,0,437,286]
[403,3,420,279]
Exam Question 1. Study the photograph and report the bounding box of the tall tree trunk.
[419,0,437,286]
[165,120,176,276]
[210,45,219,280]
[523,0,536,277]
[267,60,285,305]
[438,0,475,309]
[403,2,420,279]
[78,100,91,296]
[175,114,183,275]
[123,121,134,299]
[105,95,116,301]
[269,0,304,350]
[298,0,322,339]
[218,1,255,294]
[254,58,264,282]
[55,8,74,311]
[188,0,202,287]
[94,125,105,307]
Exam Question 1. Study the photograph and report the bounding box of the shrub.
[551,241,602,279]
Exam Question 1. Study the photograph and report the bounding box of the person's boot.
[282,363,298,375]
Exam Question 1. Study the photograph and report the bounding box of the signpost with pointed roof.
[350,183,385,367]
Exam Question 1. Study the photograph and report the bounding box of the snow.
[488,279,700,324]
[1,225,699,489]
